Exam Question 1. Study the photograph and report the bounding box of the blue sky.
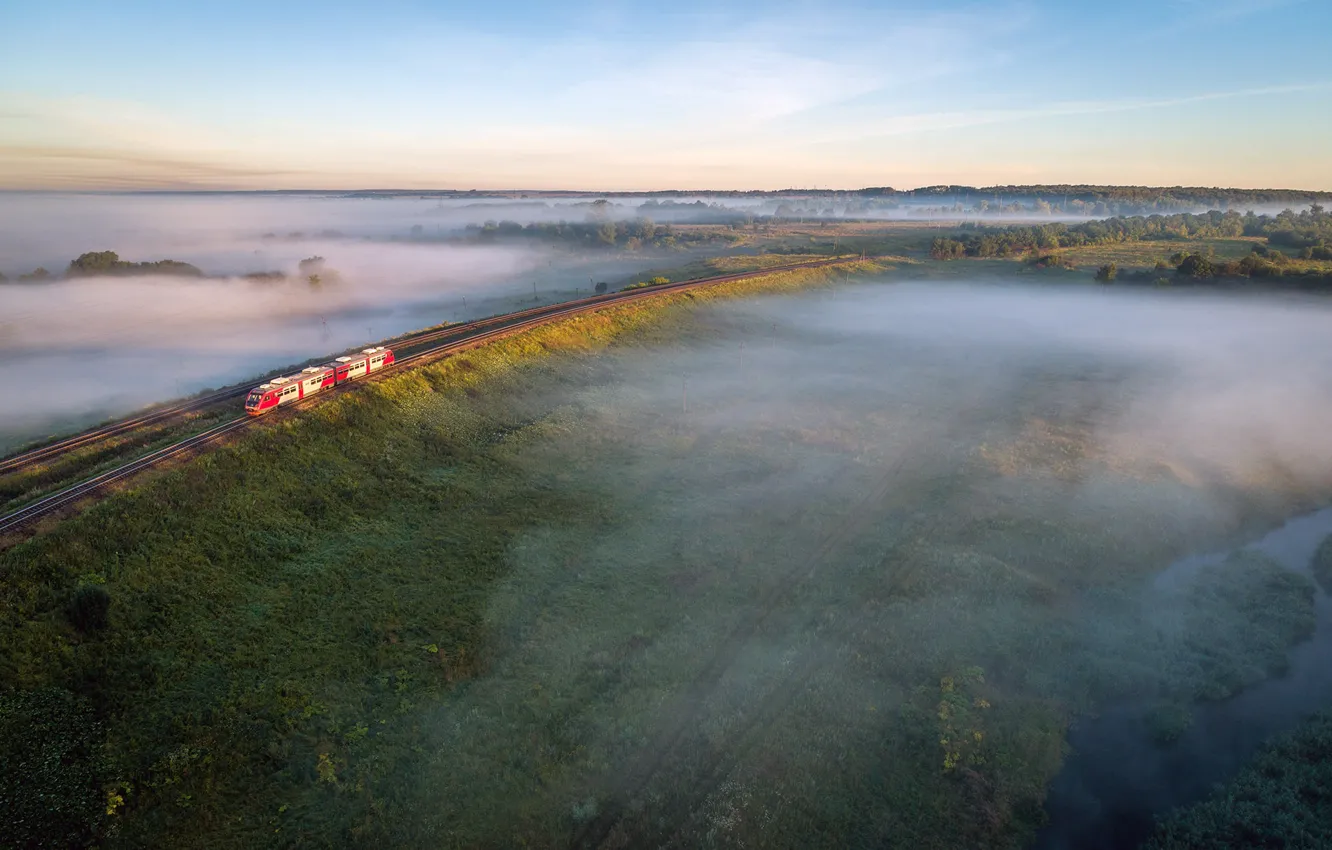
[2,0,1330,190]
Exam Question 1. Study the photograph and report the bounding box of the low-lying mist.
[0,192,758,275]
[0,193,703,450]
[386,276,1332,847]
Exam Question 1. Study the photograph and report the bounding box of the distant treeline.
[66,251,203,278]
[338,185,1332,221]
[1110,245,1332,288]
[0,251,317,284]
[462,217,741,251]
[0,251,203,283]
[934,206,1332,288]
[896,183,1332,207]
[344,184,1332,204]
[931,206,1332,260]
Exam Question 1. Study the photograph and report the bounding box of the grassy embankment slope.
[0,254,1325,849]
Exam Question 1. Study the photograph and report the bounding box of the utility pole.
[533,281,537,301]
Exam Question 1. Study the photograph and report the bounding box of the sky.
[2,0,1331,191]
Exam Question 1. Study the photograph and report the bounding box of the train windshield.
[245,392,263,406]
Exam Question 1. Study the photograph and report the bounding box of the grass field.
[2,263,1330,849]
[1051,237,1264,269]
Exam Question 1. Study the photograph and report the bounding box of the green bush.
[67,584,111,633]
[1312,534,1332,594]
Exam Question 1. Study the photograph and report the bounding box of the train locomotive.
[244,346,394,415]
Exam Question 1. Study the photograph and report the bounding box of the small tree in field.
[67,585,110,632]
[1095,262,1118,282]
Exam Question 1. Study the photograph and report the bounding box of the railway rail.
[0,256,855,536]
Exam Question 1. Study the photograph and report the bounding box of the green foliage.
[67,251,202,278]
[935,667,991,772]
[939,206,1332,288]
[0,688,108,848]
[1094,262,1118,282]
[1311,534,1332,594]
[594,280,608,294]
[1026,252,1072,269]
[1176,253,1217,278]
[1169,552,1316,700]
[66,584,111,633]
[18,267,51,281]
[930,237,966,260]
[1145,713,1332,849]
[466,217,724,252]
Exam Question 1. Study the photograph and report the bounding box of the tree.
[19,267,51,281]
[67,584,110,632]
[1095,263,1118,282]
[1177,253,1216,278]
[67,251,201,277]
[594,281,608,295]
[68,251,122,275]
[930,238,966,260]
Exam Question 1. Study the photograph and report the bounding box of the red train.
[245,346,394,415]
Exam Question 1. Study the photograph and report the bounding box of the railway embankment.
[0,258,888,536]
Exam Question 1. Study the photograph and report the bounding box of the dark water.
[1033,506,1332,850]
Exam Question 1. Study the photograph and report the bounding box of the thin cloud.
[814,81,1332,145]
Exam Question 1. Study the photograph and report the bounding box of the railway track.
[0,417,251,535]
[0,387,247,476]
[0,256,856,536]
